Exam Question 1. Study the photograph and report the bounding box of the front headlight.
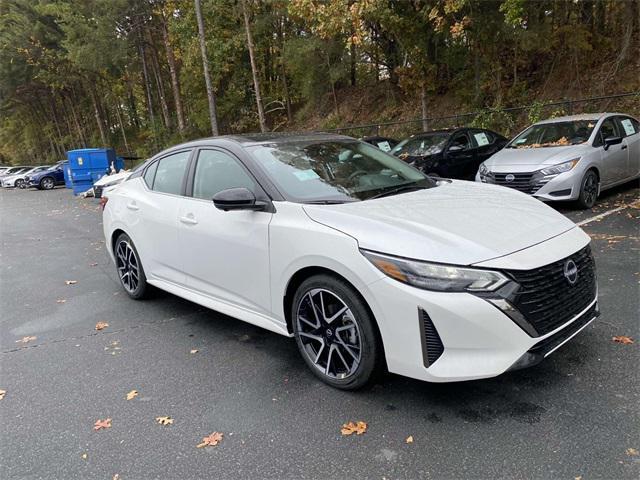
[478,163,489,175]
[361,250,508,292]
[540,158,580,176]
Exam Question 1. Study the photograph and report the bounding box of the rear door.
[127,149,191,284]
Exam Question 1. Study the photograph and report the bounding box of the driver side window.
[449,132,470,150]
[595,118,618,147]
[192,149,256,201]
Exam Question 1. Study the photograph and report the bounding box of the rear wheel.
[292,274,382,390]
[577,170,598,209]
[114,233,149,299]
[15,179,25,189]
[40,177,55,190]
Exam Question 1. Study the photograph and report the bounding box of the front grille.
[505,245,597,336]
[418,309,444,367]
[487,172,544,194]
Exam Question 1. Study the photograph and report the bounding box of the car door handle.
[621,144,628,150]
[179,215,198,225]
[126,202,139,211]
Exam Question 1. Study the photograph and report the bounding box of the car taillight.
[99,196,109,210]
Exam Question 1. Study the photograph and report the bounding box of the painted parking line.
[576,200,640,226]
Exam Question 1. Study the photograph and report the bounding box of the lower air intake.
[419,309,444,367]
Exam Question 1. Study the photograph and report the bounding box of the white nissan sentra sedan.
[476,113,640,208]
[103,133,598,389]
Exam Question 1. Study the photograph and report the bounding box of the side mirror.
[212,187,266,212]
[603,136,622,150]
[448,144,464,152]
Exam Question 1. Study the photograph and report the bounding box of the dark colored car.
[26,161,66,190]
[391,128,508,179]
[361,136,399,153]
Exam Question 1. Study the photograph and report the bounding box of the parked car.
[83,169,133,198]
[103,133,598,389]
[477,113,640,208]
[1,166,49,188]
[26,161,66,190]
[0,166,30,182]
[361,136,399,152]
[391,128,508,179]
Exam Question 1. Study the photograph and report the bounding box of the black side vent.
[419,309,444,367]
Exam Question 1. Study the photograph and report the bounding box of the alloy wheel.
[583,173,597,206]
[116,240,139,293]
[42,178,54,189]
[15,179,24,188]
[295,288,362,379]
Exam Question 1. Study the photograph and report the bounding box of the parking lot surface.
[1,183,639,479]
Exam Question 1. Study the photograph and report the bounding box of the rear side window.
[450,132,470,150]
[151,151,190,195]
[192,149,256,201]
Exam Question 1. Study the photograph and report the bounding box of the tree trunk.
[137,27,155,128]
[420,84,428,132]
[161,13,186,134]
[194,0,219,136]
[90,87,108,146]
[115,98,130,154]
[242,0,267,132]
[326,53,339,116]
[350,40,356,87]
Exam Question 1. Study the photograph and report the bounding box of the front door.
[179,148,273,317]
[596,117,627,186]
[444,131,476,179]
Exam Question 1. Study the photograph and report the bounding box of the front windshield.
[510,120,597,148]
[248,140,432,202]
[390,133,450,158]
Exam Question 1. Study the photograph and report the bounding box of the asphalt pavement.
[1,182,639,479]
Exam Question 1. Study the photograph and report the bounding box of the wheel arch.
[110,228,128,253]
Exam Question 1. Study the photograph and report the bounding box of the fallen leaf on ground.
[613,336,634,345]
[56,299,67,304]
[113,475,120,480]
[197,432,223,448]
[190,349,199,354]
[90,263,98,267]
[94,418,112,431]
[95,321,109,331]
[126,390,138,400]
[405,435,414,444]
[626,447,639,456]
[81,453,87,459]
[0,389,6,400]
[341,421,367,436]
[15,336,36,344]
[156,416,174,426]
[65,280,78,285]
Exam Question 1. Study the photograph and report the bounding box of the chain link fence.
[329,92,640,140]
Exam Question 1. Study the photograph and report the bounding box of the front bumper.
[364,228,596,383]
[476,169,582,201]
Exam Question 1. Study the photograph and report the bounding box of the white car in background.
[477,113,640,208]
[102,134,599,389]
[1,166,49,188]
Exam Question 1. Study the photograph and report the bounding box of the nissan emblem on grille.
[505,174,515,182]
[564,259,578,285]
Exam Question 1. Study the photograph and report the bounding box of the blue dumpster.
[67,148,116,195]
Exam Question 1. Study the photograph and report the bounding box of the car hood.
[485,144,591,170]
[302,180,576,266]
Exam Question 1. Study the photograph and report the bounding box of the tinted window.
[143,161,158,188]
[152,151,190,195]
[192,150,256,200]
[391,133,449,157]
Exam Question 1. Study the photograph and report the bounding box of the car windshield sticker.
[621,119,636,136]
[377,141,391,152]
[293,169,320,181]
[473,132,490,146]
[514,138,526,144]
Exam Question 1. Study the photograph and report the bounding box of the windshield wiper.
[303,199,353,205]
[368,184,427,200]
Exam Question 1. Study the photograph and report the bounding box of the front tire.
[40,177,55,190]
[114,233,149,299]
[291,274,382,390]
[15,179,25,189]
[577,170,598,209]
